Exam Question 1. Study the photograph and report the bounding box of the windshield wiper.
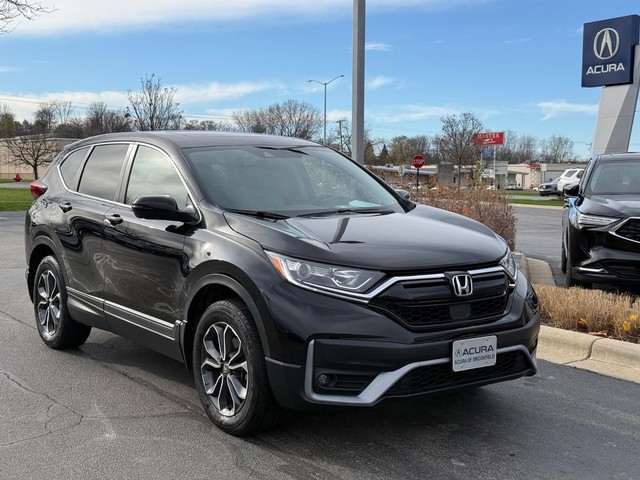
[297,207,394,218]
[258,146,309,155]
[224,208,290,220]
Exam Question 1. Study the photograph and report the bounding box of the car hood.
[582,195,640,217]
[223,204,506,271]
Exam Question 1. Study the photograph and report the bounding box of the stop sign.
[412,155,425,169]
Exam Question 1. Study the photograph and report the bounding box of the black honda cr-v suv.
[25,131,539,435]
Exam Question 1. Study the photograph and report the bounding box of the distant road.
[514,205,564,285]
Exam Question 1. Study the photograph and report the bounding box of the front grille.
[614,218,640,243]
[385,350,531,397]
[370,269,511,331]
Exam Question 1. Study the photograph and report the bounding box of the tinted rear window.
[78,144,129,201]
[59,147,89,191]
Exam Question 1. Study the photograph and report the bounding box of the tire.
[193,299,281,436]
[564,248,590,289]
[560,241,567,274]
[33,255,92,349]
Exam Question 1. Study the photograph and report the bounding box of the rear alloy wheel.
[193,299,281,436]
[33,255,91,349]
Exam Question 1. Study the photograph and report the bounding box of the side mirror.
[564,184,579,197]
[132,195,199,224]
[394,188,411,200]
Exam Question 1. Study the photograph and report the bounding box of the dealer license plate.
[452,336,497,372]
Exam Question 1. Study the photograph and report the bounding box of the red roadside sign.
[473,131,504,146]
[412,155,425,169]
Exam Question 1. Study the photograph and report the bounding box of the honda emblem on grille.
[452,274,473,297]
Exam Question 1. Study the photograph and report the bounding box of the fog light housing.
[317,374,332,387]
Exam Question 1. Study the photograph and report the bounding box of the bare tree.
[329,118,352,154]
[539,135,577,163]
[434,112,484,183]
[499,130,540,164]
[0,102,15,137]
[232,108,268,134]
[34,101,56,133]
[85,101,132,136]
[517,134,539,163]
[0,0,51,34]
[127,74,184,131]
[388,135,431,165]
[183,119,225,131]
[49,100,75,125]
[54,117,85,138]
[232,99,322,140]
[4,131,61,178]
[267,100,321,139]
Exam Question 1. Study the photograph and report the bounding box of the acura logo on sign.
[452,274,473,297]
[593,28,620,60]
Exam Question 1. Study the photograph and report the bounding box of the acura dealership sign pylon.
[582,15,639,87]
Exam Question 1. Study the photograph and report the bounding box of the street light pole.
[308,74,343,145]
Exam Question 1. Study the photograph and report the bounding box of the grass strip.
[0,188,33,211]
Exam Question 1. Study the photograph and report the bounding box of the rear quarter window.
[59,147,90,191]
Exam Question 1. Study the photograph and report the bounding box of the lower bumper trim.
[303,340,536,406]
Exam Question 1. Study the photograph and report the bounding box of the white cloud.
[0,80,282,120]
[13,0,492,35]
[175,81,283,104]
[367,76,395,90]
[537,100,598,120]
[379,105,462,123]
[366,42,392,52]
[327,109,351,122]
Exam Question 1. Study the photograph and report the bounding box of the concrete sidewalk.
[522,256,640,384]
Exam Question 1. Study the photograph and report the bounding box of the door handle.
[58,202,72,213]
[104,214,123,226]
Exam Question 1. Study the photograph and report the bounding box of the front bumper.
[263,271,540,410]
[567,220,640,286]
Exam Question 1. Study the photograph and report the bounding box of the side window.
[59,147,89,191]
[125,145,189,209]
[77,144,129,201]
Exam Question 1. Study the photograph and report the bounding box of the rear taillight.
[30,181,48,200]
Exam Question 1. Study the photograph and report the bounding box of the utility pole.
[336,119,345,152]
[352,0,365,164]
[308,75,343,145]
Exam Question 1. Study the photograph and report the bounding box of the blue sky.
[1,0,639,158]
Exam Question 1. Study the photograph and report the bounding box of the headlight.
[266,251,384,295]
[499,250,518,282]
[577,212,617,227]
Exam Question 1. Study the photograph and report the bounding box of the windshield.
[186,145,400,216]
[586,161,640,196]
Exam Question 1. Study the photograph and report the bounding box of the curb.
[538,325,640,370]
[518,253,640,382]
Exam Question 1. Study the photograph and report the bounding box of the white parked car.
[557,168,584,194]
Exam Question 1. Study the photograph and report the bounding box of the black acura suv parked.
[562,152,640,289]
[25,132,539,435]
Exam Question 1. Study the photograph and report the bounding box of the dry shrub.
[411,185,516,250]
[534,284,640,343]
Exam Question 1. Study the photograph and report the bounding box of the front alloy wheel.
[201,322,248,417]
[193,299,281,435]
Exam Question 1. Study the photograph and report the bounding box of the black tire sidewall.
[33,255,71,348]
[193,300,265,435]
